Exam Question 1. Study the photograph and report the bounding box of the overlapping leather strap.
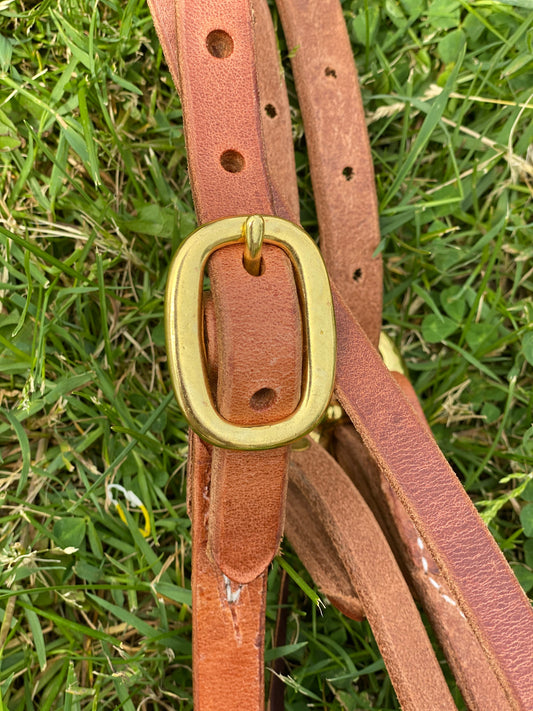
[287,440,458,711]
[333,286,533,709]
[204,288,458,711]
[333,414,511,711]
[159,0,304,706]
[188,433,267,709]
[270,3,525,708]
[148,0,533,708]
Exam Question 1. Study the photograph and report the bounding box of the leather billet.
[146,0,533,709]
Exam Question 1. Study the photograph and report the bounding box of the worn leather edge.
[189,432,267,710]
[334,421,512,711]
[207,244,302,583]
[171,2,304,708]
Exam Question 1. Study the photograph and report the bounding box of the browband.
[146,0,533,709]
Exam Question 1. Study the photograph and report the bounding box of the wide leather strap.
[333,285,533,709]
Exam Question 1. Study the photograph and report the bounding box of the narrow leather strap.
[251,0,300,222]
[334,409,512,711]
[332,285,533,710]
[168,1,303,707]
[266,5,519,708]
[189,433,267,710]
[275,0,382,346]
[207,244,302,583]
[285,460,365,622]
[288,440,457,711]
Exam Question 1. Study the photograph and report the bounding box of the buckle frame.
[165,215,336,450]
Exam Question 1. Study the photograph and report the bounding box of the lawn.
[0,0,532,709]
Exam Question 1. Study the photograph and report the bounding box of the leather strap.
[205,287,459,711]
[147,0,533,708]
[288,440,457,711]
[268,3,529,709]
[166,0,303,705]
[333,416,511,711]
[189,433,267,709]
[332,286,533,709]
[275,0,382,347]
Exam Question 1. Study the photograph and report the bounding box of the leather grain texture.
[189,433,267,711]
[276,0,382,346]
[173,0,303,706]
[332,284,533,710]
[334,422,512,711]
[148,0,533,708]
[288,440,457,711]
[175,0,292,223]
[207,244,302,583]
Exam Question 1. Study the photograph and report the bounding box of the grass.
[0,0,532,708]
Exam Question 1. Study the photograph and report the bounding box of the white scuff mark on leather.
[429,577,441,590]
[442,594,457,607]
[223,574,243,604]
[417,536,466,616]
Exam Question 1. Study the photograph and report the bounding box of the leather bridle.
[145,0,533,709]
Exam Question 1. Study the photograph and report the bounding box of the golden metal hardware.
[378,332,407,376]
[165,215,336,450]
[309,334,406,448]
[242,214,264,276]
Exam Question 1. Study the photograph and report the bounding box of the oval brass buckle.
[165,215,336,450]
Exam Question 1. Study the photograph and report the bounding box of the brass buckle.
[165,215,336,450]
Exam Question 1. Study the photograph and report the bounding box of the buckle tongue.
[165,215,336,450]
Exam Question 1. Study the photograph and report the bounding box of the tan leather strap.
[288,440,457,711]
[162,0,303,706]
[269,2,527,709]
[147,0,533,708]
[189,433,267,709]
[332,285,533,709]
[206,244,302,583]
[275,0,382,347]
[334,415,511,711]
[204,282,457,711]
